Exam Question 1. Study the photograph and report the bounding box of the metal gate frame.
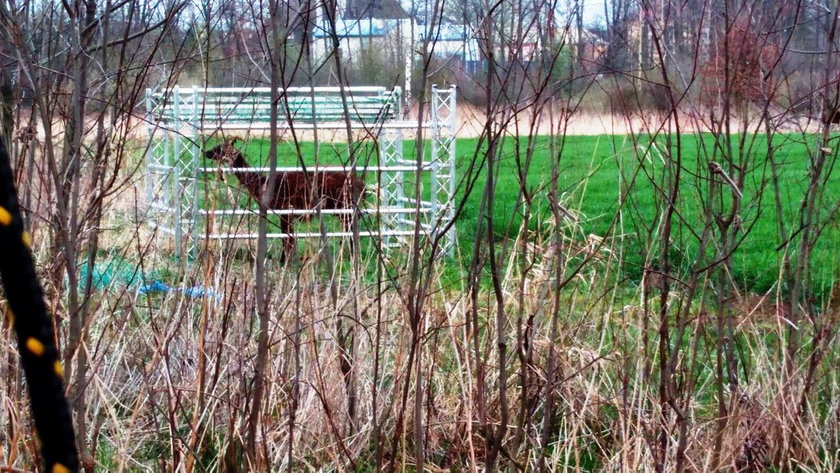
[144,85,457,257]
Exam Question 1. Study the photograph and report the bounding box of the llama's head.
[204,137,243,166]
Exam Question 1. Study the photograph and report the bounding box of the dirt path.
[13,105,821,146]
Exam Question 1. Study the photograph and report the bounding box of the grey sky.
[582,0,607,26]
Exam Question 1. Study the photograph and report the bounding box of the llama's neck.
[230,153,264,200]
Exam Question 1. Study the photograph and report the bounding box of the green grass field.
[196,133,840,296]
[456,133,840,296]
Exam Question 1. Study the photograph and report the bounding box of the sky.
[581,0,607,26]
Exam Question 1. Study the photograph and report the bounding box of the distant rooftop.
[344,0,410,20]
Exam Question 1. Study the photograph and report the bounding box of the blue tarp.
[78,258,146,290]
[76,258,218,299]
[138,281,220,299]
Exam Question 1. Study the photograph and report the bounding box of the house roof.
[344,0,410,20]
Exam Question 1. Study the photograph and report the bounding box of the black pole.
[0,137,79,471]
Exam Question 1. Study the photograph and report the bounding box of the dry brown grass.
[1,132,839,472]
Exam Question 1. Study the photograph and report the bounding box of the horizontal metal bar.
[148,203,175,213]
[148,164,176,171]
[397,218,433,228]
[158,110,393,118]
[199,207,432,216]
[159,102,392,109]
[222,121,388,128]
[170,94,393,101]
[398,197,434,208]
[152,86,390,95]
[198,165,433,173]
[157,110,393,118]
[149,121,427,131]
[163,115,394,123]
[205,229,422,240]
[394,159,439,168]
[149,223,177,235]
[203,122,408,130]
[157,94,394,101]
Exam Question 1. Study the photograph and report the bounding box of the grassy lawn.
[455,133,840,297]
[191,133,840,296]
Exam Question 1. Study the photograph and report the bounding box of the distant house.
[416,20,604,73]
[560,25,606,72]
[420,23,480,58]
[312,19,401,58]
[311,0,412,63]
[307,0,606,90]
[344,0,409,20]
[412,23,480,75]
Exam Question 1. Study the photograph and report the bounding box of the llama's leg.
[339,210,353,232]
[341,203,358,256]
[280,215,295,262]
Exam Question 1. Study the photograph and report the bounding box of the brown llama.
[204,137,366,258]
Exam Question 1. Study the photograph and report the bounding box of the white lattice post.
[430,85,457,256]
[146,88,169,234]
[429,89,440,236]
[163,127,171,234]
[404,35,412,117]
[187,86,201,258]
[172,85,183,257]
[445,87,457,255]
[378,87,407,250]
[393,86,403,119]
[378,127,405,249]
[145,88,153,211]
